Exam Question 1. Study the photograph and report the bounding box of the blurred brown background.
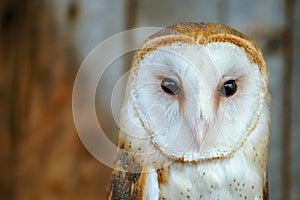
[0,0,299,200]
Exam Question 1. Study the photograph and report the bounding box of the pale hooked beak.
[195,122,209,151]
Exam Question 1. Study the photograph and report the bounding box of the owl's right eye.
[160,77,181,95]
[218,80,237,97]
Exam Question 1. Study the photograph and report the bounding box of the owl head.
[122,23,268,163]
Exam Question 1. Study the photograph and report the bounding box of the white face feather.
[127,42,265,162]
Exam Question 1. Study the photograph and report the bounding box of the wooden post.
[281,0,295,199]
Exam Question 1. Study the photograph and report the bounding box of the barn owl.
[109,23,270,200]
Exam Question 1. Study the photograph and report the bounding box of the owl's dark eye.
[218,80,237,97]
[161,77,181,95]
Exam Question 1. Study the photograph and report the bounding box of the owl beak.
[195,123,209,151]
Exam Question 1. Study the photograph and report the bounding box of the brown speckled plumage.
[109,152,145,200]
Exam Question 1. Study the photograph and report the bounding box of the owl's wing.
[108,170,144,200]
[108,151,145,200]
[263,172,269,200]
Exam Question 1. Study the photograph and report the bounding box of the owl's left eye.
[161,77,181,95]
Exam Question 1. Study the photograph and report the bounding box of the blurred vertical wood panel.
[0,0,111,199]
[281,0,295,199]
[0,1,19,199]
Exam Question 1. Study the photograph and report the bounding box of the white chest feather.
[143,149,267,200]
[156,152,264,200]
